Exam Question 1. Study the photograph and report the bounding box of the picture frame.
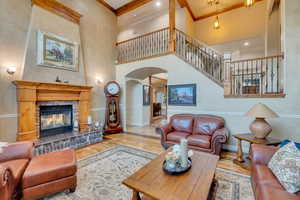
[37,30,79,71]
[143,85,150,105]
[168,84,197,106]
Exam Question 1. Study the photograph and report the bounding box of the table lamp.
[245,103,278,139]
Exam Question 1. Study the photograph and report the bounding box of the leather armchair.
[156,114,228,155]
[251,144,300,200]
[0,142,34,200]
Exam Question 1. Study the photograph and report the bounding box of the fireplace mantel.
[13,80,93,141]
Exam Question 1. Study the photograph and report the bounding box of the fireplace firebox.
[39,105,73,138]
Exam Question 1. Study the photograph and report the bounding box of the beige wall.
[265,4,281,56]
[194,1,266,46]
[117,7,193,42]
[22,6,87,84]
[116,53,300,150]
[0,0,117,142]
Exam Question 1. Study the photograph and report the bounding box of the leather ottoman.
[22,149,77,200]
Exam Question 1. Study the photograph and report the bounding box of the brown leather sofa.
[0,142,34,200]
[251,144,300,200]
[156,114,229,155]
[0,142,77,200]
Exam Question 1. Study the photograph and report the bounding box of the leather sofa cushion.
[170,115,194,133]
[252,164,283,188]
[187,135,211,148]
[22,149,77,189]
[193,116,224,136]
[253,164,300,199]
[2,159,29,184]
[167,132,190,142]
[256,181,300,200]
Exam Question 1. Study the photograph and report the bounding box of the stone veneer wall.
[34,130,103,155]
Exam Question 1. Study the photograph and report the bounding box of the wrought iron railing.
[117,28,170,63]
[175,29,224,85]
[224,55,284,96]
[116,28,285,96]
[117,28,224,86]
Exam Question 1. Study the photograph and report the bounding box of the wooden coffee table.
[122,150,219,200]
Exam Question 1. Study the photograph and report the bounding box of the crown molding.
[32,0,82,24]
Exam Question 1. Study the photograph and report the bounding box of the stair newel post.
[169,0,176,52]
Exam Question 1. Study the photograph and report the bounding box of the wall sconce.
[96,78,104,85]
[7,66,16,75]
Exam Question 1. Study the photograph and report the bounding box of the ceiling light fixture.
[244,41,250,46]
[208,0,219,6]
[245,0,255,7]
[155,1,161,7]
[214,16,220,29]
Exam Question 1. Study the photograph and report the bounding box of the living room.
[0,0,299,199]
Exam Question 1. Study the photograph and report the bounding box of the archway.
[124,67,168,137]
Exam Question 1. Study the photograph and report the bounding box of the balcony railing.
[175,29,224,85]
[117,28,170,63]
[117,27,224,86]
[116,28,285,97]
[224,55,284,97]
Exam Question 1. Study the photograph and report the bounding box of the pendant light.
[245,0,255,7]
[214,16,220,29]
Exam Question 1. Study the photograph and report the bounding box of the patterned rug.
[46,145,254,200]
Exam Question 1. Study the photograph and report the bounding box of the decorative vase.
[250,118,272,139]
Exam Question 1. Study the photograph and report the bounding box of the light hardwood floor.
[76,133,250,176]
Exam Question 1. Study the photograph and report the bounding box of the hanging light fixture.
[214,16,220,29]
[208,0,219,6]
[245,0,255,7]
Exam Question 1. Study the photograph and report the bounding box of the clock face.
[106,82,120,95]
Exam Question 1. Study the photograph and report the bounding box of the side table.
[233,133,280,170]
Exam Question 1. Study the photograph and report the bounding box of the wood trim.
[117,51,173,64]
[195,0,264,21]
[176,0,196,21]
[32,0,82,24]
[95,0,116,13]
[169,0,176,52]
[116,27,169,45]
[116,0,153,16]
[13,80,93,141]
[230,54,284,63]
[224,93,286,98]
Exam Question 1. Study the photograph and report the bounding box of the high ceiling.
[187,0,244,19]
[102,0,133,10]
[97,0,263,21]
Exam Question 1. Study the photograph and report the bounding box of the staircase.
[117,28,285,97]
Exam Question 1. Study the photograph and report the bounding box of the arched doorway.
[124,67,168,138]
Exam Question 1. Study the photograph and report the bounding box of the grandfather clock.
[103,81,123,134]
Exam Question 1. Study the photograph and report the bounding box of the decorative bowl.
[162,158,192,175]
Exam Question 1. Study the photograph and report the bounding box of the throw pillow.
[268,142,300,193]
[280,139,300,150]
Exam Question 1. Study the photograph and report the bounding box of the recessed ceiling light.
[156,1,161,7]
[133,14,137,17]
[244,41,250,46]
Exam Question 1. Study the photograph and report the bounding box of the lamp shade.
[245,103,278,118]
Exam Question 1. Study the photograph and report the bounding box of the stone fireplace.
[13,80,93,141]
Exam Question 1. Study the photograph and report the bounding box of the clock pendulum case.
[103,81,123,134]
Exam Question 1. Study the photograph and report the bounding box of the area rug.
[46,145,254,200]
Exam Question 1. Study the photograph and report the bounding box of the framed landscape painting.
[168,84,196,106]
[37,30,79,71]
